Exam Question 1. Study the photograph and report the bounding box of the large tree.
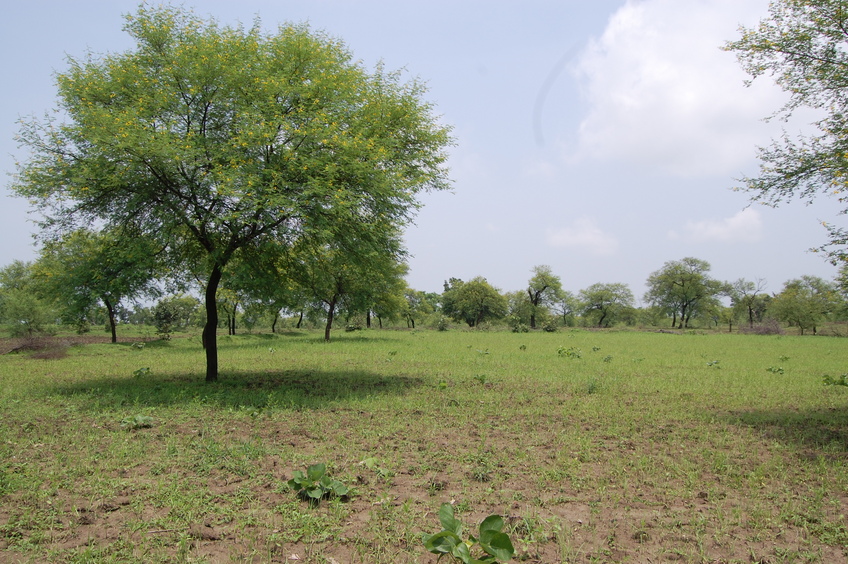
[644,257,724,329]
[13,6,452,381]
[725,0,848,261]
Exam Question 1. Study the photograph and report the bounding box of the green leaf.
[306,486,324,500]
[479,531,514,561]
[329,480,349,496]
[306,463,326,482]
[438,503,463,536]
[423,530,461,554]
[451,541,473,564]
[479,515,504,535]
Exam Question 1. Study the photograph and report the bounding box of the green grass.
[1,328,848,562]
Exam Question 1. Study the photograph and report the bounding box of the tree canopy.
[525,265,564,329]
[725,0,848,261]
[13,5,452,380]
[770,275,838,335]
[579,282,634,328]
[441,277,508,328]
[36,228,161,341]
[644,257,724,329]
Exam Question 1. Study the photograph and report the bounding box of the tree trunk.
[296,310,303,329]
[271,311,279,333]
[203,264,223,382]
[324,298,337,342]
[104,297,117,344]
[366,310,371,329]
[528,290,539,329]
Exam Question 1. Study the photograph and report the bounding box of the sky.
[1,0,844,302]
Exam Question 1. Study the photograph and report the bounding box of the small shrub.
[423,503,515,563]
[473,374,490,386]
[511,323,529,333]
[287,463,350,507]
[823,374,848,387]
[542,321,558,333]
[121,414,154,430]
[557,346,582,359]
[359,457,394,480]
[437,317,449,331]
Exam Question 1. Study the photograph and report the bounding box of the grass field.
[1,327,847,563]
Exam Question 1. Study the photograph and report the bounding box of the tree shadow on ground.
[47,368,426,412]
[721,406,848,459]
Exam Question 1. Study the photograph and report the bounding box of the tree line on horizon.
[2,254,846,341]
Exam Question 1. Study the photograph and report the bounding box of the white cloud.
[669,207,763,242]
[546,217,619,255]
[571,0,784,177]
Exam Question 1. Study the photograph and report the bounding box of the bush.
[542,321,559,332]
[739,319,785,335]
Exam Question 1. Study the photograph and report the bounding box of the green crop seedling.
[423,503,514,563]
[120,414,153,430]
[287,463,350,507]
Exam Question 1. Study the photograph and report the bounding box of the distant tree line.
[3,254,847,340]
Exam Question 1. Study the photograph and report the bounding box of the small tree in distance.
[525,265,564,329]
[579,282,634,328]
[441,277,508,328]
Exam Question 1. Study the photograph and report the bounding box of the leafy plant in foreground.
[287,463,350,507]
[423,502,515,563]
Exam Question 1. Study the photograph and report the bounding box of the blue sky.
[1,0,843,300]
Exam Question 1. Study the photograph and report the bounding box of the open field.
[1,328,847,563]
